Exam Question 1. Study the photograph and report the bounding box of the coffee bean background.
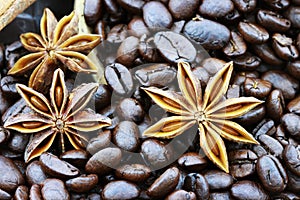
[0,0,300,199]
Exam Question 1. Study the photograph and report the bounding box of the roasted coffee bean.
[29,184,42,200]
[273,192,300,200]
[184,17,230,49]
[204,170,233,190]
[117,98,145,123]
[116,36,140,67]
[232,52,261,71]
[25,161,47,185]
[14,185,28,200]
[5,41,27,71]
[209,192,231,200]
[253,119,276,138]
[39,152,79,179]
[66,174,98,193]
[103,0,120,15]
[105,63,133,95]
[117,0,145,14]
[287,170,300,193]
[138,35,163,63]
[0,127,10,144]
[223,31,247,57]
[154,31,196,63]
[0,44,4,70]
[41,179,69,200]
[257,155,287,192]
[0,76,24,99]
[226,84,240,99]
[262,70,299,100]
[223,9,241,23]
[171,20,186,33]
[112,121,140,152]
[287,60,300,79]
[60,149,89,168]
[257,9,291,32]
[244,77,272,99]
[252,43,283,66]
[201,58,226,76]
[275,124,298,147]
[87,130,112,155]
[85,147,122,175]
[232,0,256,13]
[143,1,173,28]
[147,167,179,199]
[281,113,300,139]
[284,6,300,28]
[263,0,290,10]
[115,164,151,182]
[7,132,29,153]
[93,84,111,111]
[84,0,102,26]
[102,180,139,200]
[192,66,210,88]
[287,95,300,114]
[135,63,177,87]
[128,17,149,38]
[199,0,234,18]
[0,155,24,193]
[0,188,11,200]
[165,190,197,200]
[106,24,128,44]
[230,180,269,200]
[177,152,208,172]
[232,71,259,86]
[237,104,266,125]
[94,20,106,40]
[266,89,285,123]
[238,22,269,44]
[258,134,284,158]
[228,149,257,178]
[272,33,299,61]
[168,0,199,20]
[183,173,209,200]
[283,145,300,176]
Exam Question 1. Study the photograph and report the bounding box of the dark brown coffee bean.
[84,0,102,26]
[281,112,300,139]
[165,190,197,200]
[272,33,299,61]
[102,180,139,200]
[93,84,112,111]
[266,89,285,123]
[41,179,69,200]
[232,71,259,86]
[103,0,120,15]
[210,192,231,200]
[105,63,133,95]
[284,6,300,28]
[116,36,140,67]
[199,0,234,18]
[14,185,28,200]
[168,0,199,20]
[226,84,240,99]
[232,52,261,71]
[287,95,300,114]
[183,173,209,200]
[5,41,27,71]
[115,164,151,182]
[117,0,145,14]
[257,9,291,32]
[263,0,289,10]
[29,184,42,200]
[7,132,29,153]
[287,60,300,79]
[94,20,106,40]
[0,188,11,200]
[117,98,145,123]
[252,43,284,66]
[143,1,173,28]
[244,77,272,99]
[39,152,79,179]
[257,155,287,192]
[0,155,24,193]
[87,130,112,155]
[223,31,247,57]
[113,121,140,151]
[228,149,257,178]
[25,161,47,185]
[258,134,284,158]
[230,180,269,200]
[287,170,300,193]
[154,31,196,63]
[204,170,233,190]
[128,17,149,38]
[184,17,230,50]
[201,58,226,76]
[238,22,269,44]
[60,149,89,168]
[147,167,179,199]
[138,35,163,63]
[283,145,300,176]
[135,63,177,87]
[232,0,256,13]
[0,76,24,99]
[106,24,128,44]
[237,104,266,125]
[223,9,241,23]
[177,152,208,172]
[253,119,276,138]
[0,127,10,144]
[275,124,297,147]
[262,70,299,100]
[66,174,98,193]
[85,147,122,175]
[192,66,210,88]
[273,192,300,200]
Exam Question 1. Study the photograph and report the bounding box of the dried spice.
[8,8,101,92]
[4,68,111,162]
[143,62,263,172]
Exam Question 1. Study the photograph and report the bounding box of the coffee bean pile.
[0,0,300,199]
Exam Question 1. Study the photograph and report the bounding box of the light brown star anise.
[4,69,111,162]
[8,8,101,92]
[143,61,263,172]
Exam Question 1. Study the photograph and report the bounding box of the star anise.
[8,8,101,92]
[4,69,111,163]
[143,61,263,172]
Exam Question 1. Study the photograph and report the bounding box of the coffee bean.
[284,6,300,28]
[230,180,269,200]
[226,84,240,99]
[41,179,69,200]
[138,35,163,63]
[0,188,11,200]
[87,130,112,155]
[66,174,98,193]
[5,41,27,71]
[238,22,269,44]
[223,9,241,23]
[117,0,145,14]
[232,71,259,86]
[257,9,291,32]
[232,52,261,71]
[274,192,300,200]
[287,170,300,193]
[168,0,199,20]
[223,31,247,57]
[85,147,122,175]
[14,185,28,200]
[262,70,299,100]
[0,126,10,144]
[177,152,207,172]
[210,192,231,200]
[115,164,151,182]
[232,0,256,13]
[0,44,4,70]
[106,24,128,44]
[171,20,186,33]
[60,149,89,168]
[253,119,276,138]
[283,145,300,176]
[94,20,107,40]
[184,17,230,49]
[154,31,197,63]
[257,134,284,158]
[237,104,266,125]
[266,89,285,123]
[128,17,149,38]
[263,0,290,10]
[252,43,283,66]
[84,0,102,26]
[201,58,227,76]
[204,170,233,190]
[116,36,140,67]
[147,167,179,199]
[281,113,300,140]
[93,84,112,112]
[183,173,209,200]
[7,132,29,153]
[287,95,300,114]
[275,124,297,147]
[272,33,299,61]
[199,0,234,18]
[0,76,24,99]
[192,66,210,88]
[257,155,287,192]
[39,152,80,179]
[103,0,120,15]
[25,161,47,185]
[244,77,272,99]
[105,63,133,95]
[165,190,197,200]
[29,184,42,200]
[102,180,140,200]
[117,98,145,123]
[143,1,173,28]
[287,60,300,79]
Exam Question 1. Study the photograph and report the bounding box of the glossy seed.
[55,86,63,108]
[30,96,49,112]
[22,121,44,129]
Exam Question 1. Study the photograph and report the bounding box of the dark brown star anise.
[143,61,263,172]
[4,69,111,162]
[8,8,101,92]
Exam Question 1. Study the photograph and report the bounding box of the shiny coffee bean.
[25,161,47,185]
[283,145,300,176]
[281,113,300,139]
[117,98,145,123]
[237,104,266,125]
[29,184,42,200]
[287,95,300,114]
[93,84,112,111]
[266,89,285,123]
[258,134,284,158]
[263,0,290,10]
[209,192,231,200]
[232,0,256,13]
[272,33,299,61]
[14,185,28,200]
[177,152,208,172]
[230,180,269,200]
[117,0,145,14]
[287,170,300,193]
[252,43,283,66]
[171,20,186,33]
[165,190,197,200]
[232,71,259,86]
[138,35,163,63]
[102,180,140,200]
[143,1,173,28]
[94,20,106,40]
[275,124,297,147]
[5,41,27,71]
[115,164,151,182]
[273,192,300,200]
[192,66,210,88]
[116,36,140,67]
[257,9,291,32]
[257,155,287,192]
[60,149,89,168]
[287,60,300,80]
[0,127,10,144]
[222,31,247,57]
[0,188,11,200]
[238,22,269,44]
[253,119,276,138]
[223,9,241,23]
[232,52,261,71]
[7,132,29,153]
[84,0,102,26]
[106,24,128,44]
[184,17,230,50]
[199,0,234,18]
[244,77,272,99]
[66,174,98,193]
[204,170,233,190]
[183,173,209,200]
[0,76,24,99]
[128,17,149,38]
[201,58,226,76]
[226,84,240,99]
[41,179,69,200]
[86,130,112,155]
[168,0,199,20]
[284,6,300,28]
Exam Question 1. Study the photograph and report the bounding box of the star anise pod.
[143,61,263,172]
[4,68,111,163]
[8,8,101,92]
